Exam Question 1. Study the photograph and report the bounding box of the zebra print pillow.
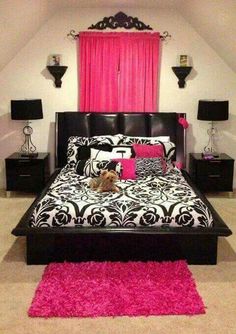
[136,158,166,177]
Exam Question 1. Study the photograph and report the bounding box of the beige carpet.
[0,191,236,334]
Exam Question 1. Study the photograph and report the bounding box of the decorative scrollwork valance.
[67,11,171,41]
[88,11,152,31]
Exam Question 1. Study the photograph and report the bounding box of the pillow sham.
[136,158,166,178]
[75,159,122,177]
[92,134,123,145]
[132,143,164,158]
[67,134,123,166]
[113,158,136,180]
[90,147,132,160]
[120,135,170,145]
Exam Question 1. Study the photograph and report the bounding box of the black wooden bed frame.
[12,112,232,265]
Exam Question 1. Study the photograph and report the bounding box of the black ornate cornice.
[67,12,171,41]
[88,11,152,31]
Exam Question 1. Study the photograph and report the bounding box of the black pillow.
[77,144,112,160]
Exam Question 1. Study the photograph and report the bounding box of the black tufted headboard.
[55,112,186,168]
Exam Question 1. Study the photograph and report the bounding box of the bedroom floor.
[0,191,236,334]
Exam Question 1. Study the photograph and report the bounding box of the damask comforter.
[29,166,213,228]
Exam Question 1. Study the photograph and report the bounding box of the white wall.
[0,7,236,189]
[0,0,57,71]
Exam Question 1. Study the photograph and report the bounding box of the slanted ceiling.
[0,0,57,71]
[0,0,236,73]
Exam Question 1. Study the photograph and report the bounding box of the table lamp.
[11,99,43,157]
[197,100,228,157]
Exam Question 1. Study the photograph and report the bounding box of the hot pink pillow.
[113,158,136,180]
[132,143,164,158]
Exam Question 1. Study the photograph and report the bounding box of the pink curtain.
[79,32,120,112]
[78,32,160,112]
[119,33,159,112]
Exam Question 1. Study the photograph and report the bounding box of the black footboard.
[26,233,218,265]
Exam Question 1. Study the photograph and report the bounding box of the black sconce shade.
[197,100,229,121]
[11,99,43,120]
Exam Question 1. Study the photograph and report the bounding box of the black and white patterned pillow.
[92,134,123,145]
[75,159,122,177]
[90,146,133,160]
[159,142,176,161]
[67,134,123,167]
[136,158,166,178]
[120,135,170,144]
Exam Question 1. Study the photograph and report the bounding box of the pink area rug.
[28,260,205,318]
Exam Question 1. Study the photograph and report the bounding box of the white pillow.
[110,146,133,158]
[90,148,129,160]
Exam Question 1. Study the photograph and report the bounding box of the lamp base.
[21,124,38,158]
[20,152,38,158]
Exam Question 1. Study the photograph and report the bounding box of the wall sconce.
[172,55,192,88]
[47,54,68,88]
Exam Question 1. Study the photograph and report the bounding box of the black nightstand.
[189,153,234,192]
[5,153,50,194]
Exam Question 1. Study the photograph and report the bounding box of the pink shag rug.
[28,260,205,318]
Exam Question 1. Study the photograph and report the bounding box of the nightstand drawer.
[197,174,233,191]
[189,153,234,193]
[7,174,43,192]
[197,160,231,177]
[5,152,50,193]
[6,159,43,176]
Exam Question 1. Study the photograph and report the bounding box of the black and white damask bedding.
[29,165,213,228]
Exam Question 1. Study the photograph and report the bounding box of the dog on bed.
[89,169,119,193]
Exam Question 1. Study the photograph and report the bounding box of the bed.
[12,112,232,264]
